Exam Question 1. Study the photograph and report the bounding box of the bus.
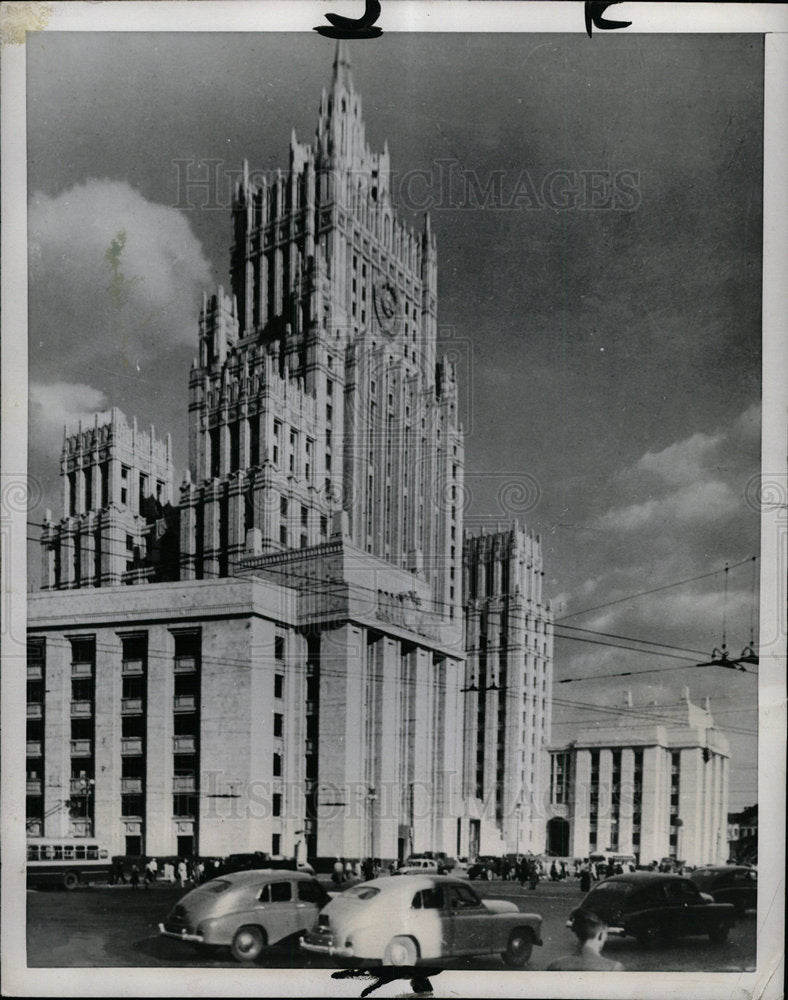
[27,838,112,890]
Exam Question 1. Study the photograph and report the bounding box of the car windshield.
[345,886,381,901]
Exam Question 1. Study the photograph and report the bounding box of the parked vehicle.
[159,869,331,962]
[571,872,736,947]
[214,853,313,877]
[468,856,498,880]
[300,874,543,966]
[394,858,441,876]
[689,865,757,915]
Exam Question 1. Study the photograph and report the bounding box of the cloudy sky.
[26,30,762,810]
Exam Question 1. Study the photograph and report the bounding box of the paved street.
[26,877,756,972]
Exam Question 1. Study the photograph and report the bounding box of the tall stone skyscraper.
[30,44,550,862]
[181,42,463,621]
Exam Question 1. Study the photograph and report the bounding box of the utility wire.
[555,555,758,621]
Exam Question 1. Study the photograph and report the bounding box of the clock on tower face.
[373,280,399,337]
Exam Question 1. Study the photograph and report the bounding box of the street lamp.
[515,801,522,859]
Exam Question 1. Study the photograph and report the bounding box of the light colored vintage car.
[300,874,543,967]
[159,869,331,962]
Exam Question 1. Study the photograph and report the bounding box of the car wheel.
[502,929,533,967]
[709,924,730,945]
[383,936,418,967]
[231,925,266,963]
[63,872,79,891]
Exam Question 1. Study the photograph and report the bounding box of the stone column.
[596,748,613,852]
[43,635,72,838]
[619,748,635,854]
[571,749,591,857]
[639,746,664,863]
[316,624,366,858]
[144,625,176,855]
[93,630,122,854]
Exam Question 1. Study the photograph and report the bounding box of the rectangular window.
[279,524,287,545]
[230,421,240,472]
[126,534,134,552]
[280,496,288,517]
[320,515,328,537]
[100,462,109,508]
[274,674,284,699]
[301,505,308,527]
[326,404,333,423]
[249,416,260,466]
[273,792,282,817]
[274,636,285,661]
[273,713,283,738]
[271,834,281,857]
[173,631,200,672]
[210,427,220,478]
[120,466,129,506]
[273,753,282,777]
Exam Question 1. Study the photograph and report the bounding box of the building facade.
[463,525,553,855]
[546,690,730,867]
[28,45,553,862]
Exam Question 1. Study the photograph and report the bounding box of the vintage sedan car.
[572,872,736,947]
[159,869,331,962]
[300,874,542,967]
[393,858,441,876]
[467,856,498,880]
[689,865,757,915]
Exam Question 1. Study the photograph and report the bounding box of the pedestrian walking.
[528,860,540,890]
[144,858,157,888]
[580,863,592,894]
[547,909,624,972]
[550,861,559,882]
[178,859,189,887]
[130,864,140,889]
[332,858,344,886]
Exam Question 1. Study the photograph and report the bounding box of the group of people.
[331,857,385,885]
[113,857,210,888]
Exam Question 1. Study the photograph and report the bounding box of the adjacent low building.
[547,690,730,867]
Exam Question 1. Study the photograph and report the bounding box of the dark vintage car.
[159,869,330,962]
[689,865,757,915]
[467,856,499,880]
[301,875,543,966]
[572,872,736,947]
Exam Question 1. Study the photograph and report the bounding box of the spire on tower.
[332,39,353,91]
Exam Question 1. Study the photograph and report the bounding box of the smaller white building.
[547,690,730,867]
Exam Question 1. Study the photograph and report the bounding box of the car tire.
[231,925,267,963]
[383,936,418,967]
[709,924,730,945]
[63,872,80,890]
[502,929,533,967]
